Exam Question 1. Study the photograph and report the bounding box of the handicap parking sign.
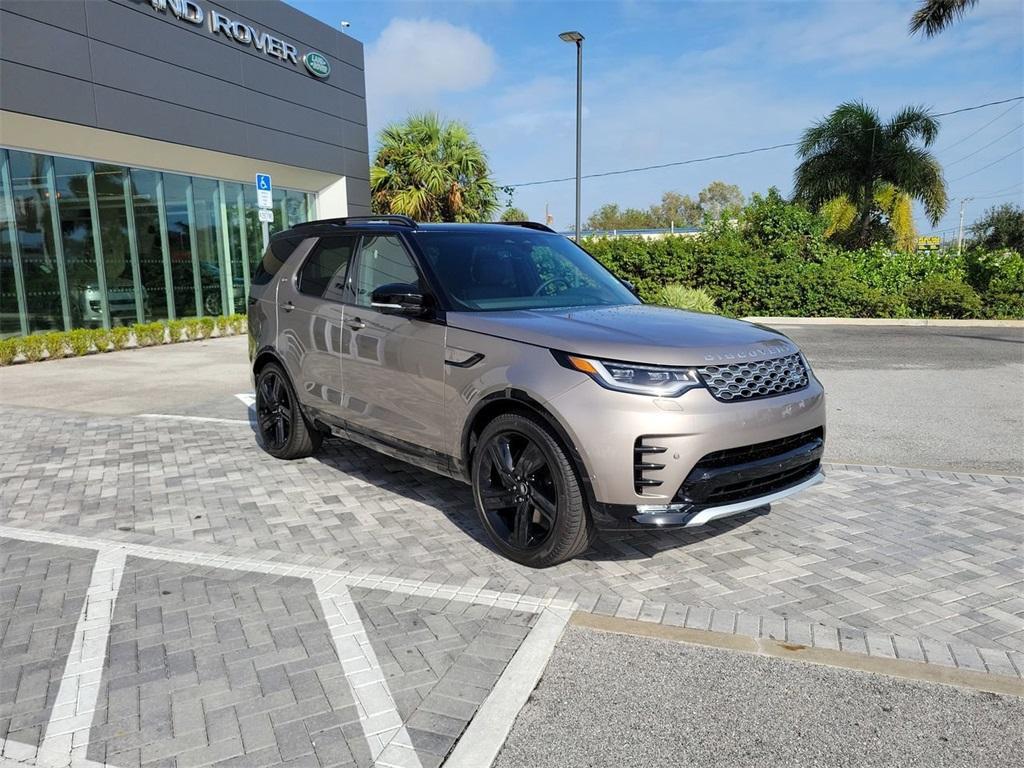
[256,173,272,191]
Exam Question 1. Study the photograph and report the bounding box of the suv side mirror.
[370,282,426,315]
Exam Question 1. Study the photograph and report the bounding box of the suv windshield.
[414,230,640,311]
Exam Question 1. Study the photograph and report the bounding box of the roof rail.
[292,215,417,230]
[494,221,556,233]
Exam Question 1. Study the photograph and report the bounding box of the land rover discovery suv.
[248,216,826,567]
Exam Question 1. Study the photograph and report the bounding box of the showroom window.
[0,148,317,338]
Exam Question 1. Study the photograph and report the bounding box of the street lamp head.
[559,31,584,43]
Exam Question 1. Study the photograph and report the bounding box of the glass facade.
[0,148,316,337]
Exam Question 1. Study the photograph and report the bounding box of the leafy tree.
[969,203,1024,252]
[910,0,978,37]
[499,206,529,222]
[586,204,657,231]
[698,181,744,219]
[794,101,947,247]
[648,191,702,228]
[370,113,498,222]
[822,184,917,250]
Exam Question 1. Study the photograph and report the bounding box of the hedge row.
[582,195,1024,320]
[0,314,247,366]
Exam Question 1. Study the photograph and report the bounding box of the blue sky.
[292,0,1023,237]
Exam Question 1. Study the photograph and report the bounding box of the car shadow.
[307,436,766,567]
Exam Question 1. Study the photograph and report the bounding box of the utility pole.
[957,197,973,256]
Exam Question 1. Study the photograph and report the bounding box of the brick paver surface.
[1,404,1022,765]
[0,540,97,752]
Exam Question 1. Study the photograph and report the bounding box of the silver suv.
[248,216,826,567]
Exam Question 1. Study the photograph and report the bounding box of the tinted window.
[415,230,638,311]
[352,235,419,307]
[252,235,304,286]
[297,237,356,299]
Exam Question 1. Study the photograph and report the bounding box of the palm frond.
[909,0,978,37]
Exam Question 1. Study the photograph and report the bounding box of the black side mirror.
[370,282,426,315]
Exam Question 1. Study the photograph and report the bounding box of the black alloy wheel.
[254,363,321,459]
[472,413,594,567]
[479,431,558,550]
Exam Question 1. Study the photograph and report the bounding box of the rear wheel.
[255,363,322,459]
[472,412,594,567]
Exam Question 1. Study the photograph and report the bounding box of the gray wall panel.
[342,148,370,182]
[0,61,98,126]
[346,177,371,211]
[0,0,87,35]
[89,41,251,124]
[0,10,92,80]
[0,0,369,181]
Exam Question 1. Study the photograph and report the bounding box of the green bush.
[90,328,112,352]
[0,338,17,365]
[18,334,45,362]
[67,329,93,356]
[168,318,188,342]
[135,322,166,347]
[224,313,247,335]
[906,277,983,319]
[198,316,216,339]
[41,332,67,360]
[110,326,131,350]
[655,285,717,313]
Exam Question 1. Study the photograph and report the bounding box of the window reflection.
[129,170,170,321]
[0,148,316,334]
[162,173,198,318]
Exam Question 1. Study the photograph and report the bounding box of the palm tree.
[794,102,947,247]
[370,113,498,222]
[822,184,917,250]
[909,0,978,37]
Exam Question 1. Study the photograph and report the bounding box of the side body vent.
[634,437,667,494]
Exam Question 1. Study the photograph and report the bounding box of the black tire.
[472,412,594,567]
[254,363,322,459]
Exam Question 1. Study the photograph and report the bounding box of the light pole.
[957,197,973,256]
[559,31,584,242]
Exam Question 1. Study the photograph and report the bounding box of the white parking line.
[443,606,572,768]
[316,582,423,768]
[37,550,126,766]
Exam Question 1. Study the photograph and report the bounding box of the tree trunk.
[858,204,873,247]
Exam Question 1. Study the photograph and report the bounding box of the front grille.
[698,353,808,402]
[675,428,823,505]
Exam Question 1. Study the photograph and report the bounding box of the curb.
[743,317,1024,328]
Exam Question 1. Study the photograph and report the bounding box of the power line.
[946,122,1024,166]
[503,95,1024,189]
[948,146,1024,182]
[937,101,1021,153]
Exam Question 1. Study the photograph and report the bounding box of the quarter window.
[352,235,419,307]
[297,237,356,300]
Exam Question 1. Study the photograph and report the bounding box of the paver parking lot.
[0,326,1022,766]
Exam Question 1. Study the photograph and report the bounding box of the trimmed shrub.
[41,332,67,360]
[18,334,45,362]
[198,316,216,339]
[655,285,717,313]
[224,313,247,335]
[110,326,131,350]
[906,277,982,319]
[0,338,17,365]
[90,328,112,352]
[135,322,166,347]
[168,319,189,342]
[67,329,93,356]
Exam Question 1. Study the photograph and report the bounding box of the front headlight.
[561,354,703,397]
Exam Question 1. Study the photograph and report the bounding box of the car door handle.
[346,317,366,330]
[281,301,295,313]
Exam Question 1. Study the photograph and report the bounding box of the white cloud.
[365,19,496,124]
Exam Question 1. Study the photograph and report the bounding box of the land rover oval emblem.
[303,51,330,78]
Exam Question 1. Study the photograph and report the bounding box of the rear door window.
[297,236,357,301]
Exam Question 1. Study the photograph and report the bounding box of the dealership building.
[0,0,369,337]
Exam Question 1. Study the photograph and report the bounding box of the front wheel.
[255,363,322,459]
[472,412,594,567]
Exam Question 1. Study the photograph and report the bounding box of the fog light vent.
[634,437,667,494]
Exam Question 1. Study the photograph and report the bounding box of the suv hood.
[446,304,799,367]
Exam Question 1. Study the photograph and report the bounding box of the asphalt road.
[495,625,1024,768]
[0,324,1020,474]
[778,324,1024,476]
